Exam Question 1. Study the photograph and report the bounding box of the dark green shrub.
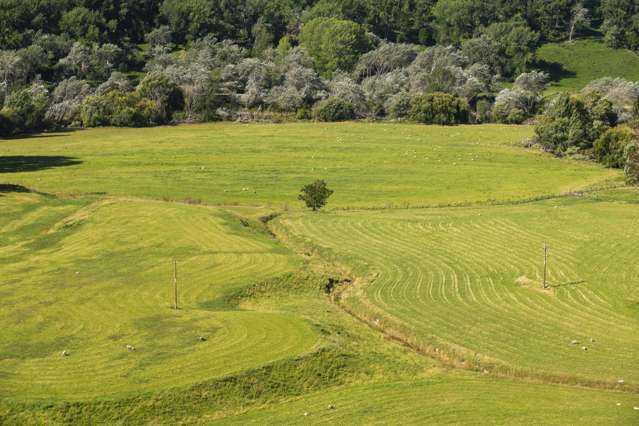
[408,92,469,125]
[625,142,639,184]
[474,98,493,124]
[535,93,617,155]
[300,17,373,77]
[594,126,635,168]
[5,86,50,133]
[80,91,159,127]
[299,180,334,211]
[313,98,356,122]
[492,102,526,124]
[80,94,113,127]
[388,94,411,120]
[296,107,312,120]
[0,108,16,137]
[136,71,182,123]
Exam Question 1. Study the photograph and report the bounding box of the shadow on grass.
[0,184,32,193]
[0,156,82,173]
[532,59,576,84]
[1,128,83,141]
[549,280,586,289]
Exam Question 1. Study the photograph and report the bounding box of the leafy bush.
[4,85,50,134]
[408,92,469,125]
[473,97,494,123]
[136,71,182,123]
[296,107,312,120]
[298,180,334,211]
[0,108,16,137]
[625,142,639,184]
[387,93,411,120]
[492,103,525,124]
[535,93,617,155]
[80,91,160,127]
[300,17,373,77]
[313,98,356,122]
[594,126,635,168]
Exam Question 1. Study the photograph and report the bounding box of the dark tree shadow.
[549,280,586,289]
[0,184,31,193]
[1,128,82,141]
[0,156,82,173]
[531,59,577,84]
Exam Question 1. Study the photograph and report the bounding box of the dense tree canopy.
[0,0,637,152]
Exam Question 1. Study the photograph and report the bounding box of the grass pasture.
[0,192,317,401]
[277,189,639,385]
[536,39,639,92]
[216,377,639,425]
[1,122,638,424]
[0,123,619,208]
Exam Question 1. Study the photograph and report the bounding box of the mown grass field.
[277,189,639,385]
[0,192,318,401]
[1,122,638,424]
[216,377,639,425]
[536,39,639,92]
[0,123,619,208]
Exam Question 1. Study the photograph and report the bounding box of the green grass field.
[0,192,318,401]
[0,123,619,208]
[1,123,638,424]
[536,39,639,92]
[215,377,639,425]
[277,189,639,385]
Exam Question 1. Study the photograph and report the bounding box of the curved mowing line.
[0,196,318,401]
[281,198,639,384]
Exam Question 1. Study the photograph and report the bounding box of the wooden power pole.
[543,243,549,289]
[173,258,178,309]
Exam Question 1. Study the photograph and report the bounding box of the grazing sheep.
[126,344,136,351]
[198,336,207,342]
[61,350,69,357]
[328,404,335,410]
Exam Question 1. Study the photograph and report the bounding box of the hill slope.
[536,39,639,92]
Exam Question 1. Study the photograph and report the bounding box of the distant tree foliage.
[601,0,639,50]
[535,92,617,155]
[594,126,635,167]
[313,98,356,121]
[300,17,373,76]
[625,140,639,184]
[408,92,469,125]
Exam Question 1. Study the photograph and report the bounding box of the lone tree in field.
[299,180,333,211]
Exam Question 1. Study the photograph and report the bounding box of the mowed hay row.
[0,194,318,401]
[279,191,639,384]
[0,123,619,208]
[215,377,639,425]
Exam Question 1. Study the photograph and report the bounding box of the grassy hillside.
[216,377,639,425]
[278,189,639,386]
[0,123,619,209]
[1,123,637,424]
[536,39,639,92]
[0,192,317,401]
